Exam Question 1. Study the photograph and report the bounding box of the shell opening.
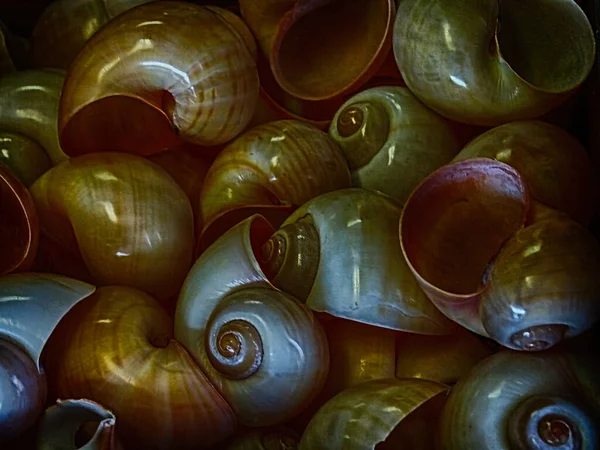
[510,324,569,351]
[74,420,102,448]
[509,396,595,450]
[207,319,263,380]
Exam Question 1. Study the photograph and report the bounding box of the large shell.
[438,350,600,449]
[240,0,395,101]
[264,188,455,334]
[0,69,67,165]
[58,2,259,156]
[176,214,329,427]
[400,158,600,350]
[299,378,448,450]
[197,120,351,251]
[0,164,38,275]
[394,0,595,125]
[329,86,461,204]
[46,286,237,450]
[30,153,194,301]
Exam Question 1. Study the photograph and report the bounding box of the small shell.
[299,378,448,450]
[0,69,67,165]
[37,399,120,450]
[329,86,461,204]
[198,120,350,251]
[176,215,329,427]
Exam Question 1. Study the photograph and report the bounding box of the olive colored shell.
[394,0,595,125]
[0,132,52,187]
[329,86,461,204]
[30,153,194,300]
[0,69,67,165]
[299,378,448,450]
[198,120,351,250]
[58,2,259,156]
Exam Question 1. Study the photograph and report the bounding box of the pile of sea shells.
[1,0,599,449]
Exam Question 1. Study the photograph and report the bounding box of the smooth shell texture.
[0,22,16,76]
[395,329,492,385]
[481,215,600,350]
[439,351,600,450]
[147,144,210,219]
[47,286,237,450]
[0,132,52,187]
[0,164,39,275]
[0,20,28,76]
[273,188,454,334]
[31,0,152,70]
[394,0,595,125]
[0,340,46,442]
[59,2,259,156]
[454,120,598,225]
[240,0,395,101]
[37,399,119,450]
[0,273,96,369]
[299,378,448,450]
[0,69,67,164]
[329,86,461,204]
[400,159,529,335]
[176,215,329,426]
[322,319,396,397]
[198,120,351,250]
[225,428,299,450]
[30,153,194,301]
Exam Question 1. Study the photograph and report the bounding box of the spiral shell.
[438,350,599,449]
[30,152,194,300]
[394,0,595,125]
[329,86,461,203]
[262,188,455,334]
[58,1,259,156]
[198,120,351,251]
[47,285,237,450]
[400,158,600,349]
[176,214,329,426]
